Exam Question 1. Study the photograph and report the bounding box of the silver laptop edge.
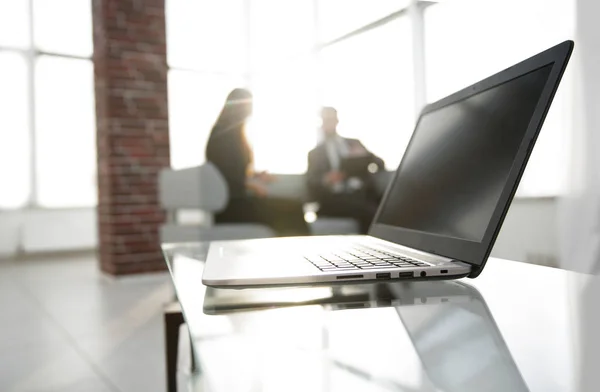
[203,236,471,288]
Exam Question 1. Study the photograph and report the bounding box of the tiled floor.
[0,253,182,392]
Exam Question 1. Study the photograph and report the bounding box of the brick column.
[93,0,170,275]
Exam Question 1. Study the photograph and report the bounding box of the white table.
[163,242,597,392]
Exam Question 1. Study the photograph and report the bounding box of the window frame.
[0,0,94,209]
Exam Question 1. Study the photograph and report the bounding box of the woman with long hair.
[205,88,309,236]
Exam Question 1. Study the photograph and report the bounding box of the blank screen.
[377,65,553,242]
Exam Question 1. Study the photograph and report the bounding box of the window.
[0,0,30,49]
[165,0,572,197]
[168,70,245,169]
[166,0,249,170]
[425,0,575,196]
[320,18,415,170]
[0,52,30,208]
[248,57,319,173]
[248,0,315,71]
[317,0,409,42]
[33,0,93,57]
[166,0,246,73]
[35,56,96,207]
[0,0,95,209]
[166,1,417,174]
[247,0,318,173]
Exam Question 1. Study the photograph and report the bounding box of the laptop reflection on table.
[203,281,529,392]
[394,282,529,392]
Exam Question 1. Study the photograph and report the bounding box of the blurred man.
[306,107,385,234]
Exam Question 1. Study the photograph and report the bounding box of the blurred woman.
[205,88,309,236]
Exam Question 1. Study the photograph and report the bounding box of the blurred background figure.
[206,88,309,236]
[306,107,385,234]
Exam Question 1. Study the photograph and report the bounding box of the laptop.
[202,40,573,288]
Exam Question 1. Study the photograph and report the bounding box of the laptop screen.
[376,64,553,242]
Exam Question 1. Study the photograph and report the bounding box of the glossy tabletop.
[162,242,598,392]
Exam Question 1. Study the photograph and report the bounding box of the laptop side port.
[398,272,413,279]
[336,274,364,280]
[376,273,391,280]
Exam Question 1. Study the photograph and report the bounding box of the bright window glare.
[164,0,572,197]
[318,0,409,42]
[0,52,30,208]
[166,0,246,72]
[425,0,575,196]
[249,0,315,71]
[0,0,29,48]
[35,56,96,207]
[33,0,93,56]
[248,58,319,173]
[321,18,415,170]
[246,0,318,173]
[168,70,246,169]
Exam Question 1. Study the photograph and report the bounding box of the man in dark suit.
[306,107,385,234]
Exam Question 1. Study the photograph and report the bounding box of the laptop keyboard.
[304,246,430,272]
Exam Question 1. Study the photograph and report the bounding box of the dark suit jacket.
[205,126,251,199]
[306,137,384,201]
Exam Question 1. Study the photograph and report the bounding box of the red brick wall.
[93,0,170,275]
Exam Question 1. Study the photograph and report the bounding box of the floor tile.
[0,315,65,353]
[90,313,167,392]
[0,340,114,392]
[0,279,67,353]
[0,253,172,392]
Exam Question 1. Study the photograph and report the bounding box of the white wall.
[573,1,600,387]
[0,208,97,257]
[0,211,23,257]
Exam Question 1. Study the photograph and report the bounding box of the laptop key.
[305,256,325,263]
[323,257,345,262]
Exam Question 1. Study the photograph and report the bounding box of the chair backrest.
[158,162,229,213]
